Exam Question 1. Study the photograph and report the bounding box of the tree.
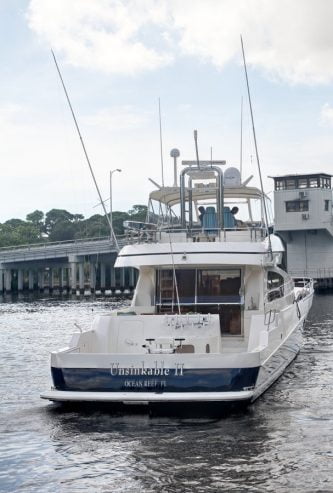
[75,214,110,238]
[48,221,77,242]
[44,209,75,235]
[26,210,45,239]
[26,210,44,225]
[0,221,41,247]
[128,204,147,222]
[0,203,150,246]
[112,211,130,235]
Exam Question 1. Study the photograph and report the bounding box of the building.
[272,172,333,287]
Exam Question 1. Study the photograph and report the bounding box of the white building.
[272,172,333,286]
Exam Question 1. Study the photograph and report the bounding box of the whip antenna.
[158,98,165,187]
[194,130,201,170]
[240,96,243,179]
[240,36,272,258]
[51,50,119,250]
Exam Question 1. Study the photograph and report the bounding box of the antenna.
[51,50,119,250]
[148,177,161,189]
[158,98,165,187]
[240,96,243,179]
[240,36,272,258]
[194,130,201,169]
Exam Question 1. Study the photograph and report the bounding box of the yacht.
[41,161,313,410]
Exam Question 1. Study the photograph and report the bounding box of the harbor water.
[0,294,332,492]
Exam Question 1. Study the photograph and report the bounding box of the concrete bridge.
[0,236,137,294]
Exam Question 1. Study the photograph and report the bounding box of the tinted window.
[286,179,296,190]
[286,200,309,212]
[267,271,284,301]
[297,178,308,189]
[197,269,241,303]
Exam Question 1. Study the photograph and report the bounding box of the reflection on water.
[0,293,332,492]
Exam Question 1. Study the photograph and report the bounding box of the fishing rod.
[51,50,119,250]
[158,97,165,188]
[240,36,273,259]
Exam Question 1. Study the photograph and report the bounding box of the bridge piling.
[28,270,34,291]
[70,261,77,294]
[5,270,12,292]
[17,270,24,292]
[100,263,106,293]
[0,237,138,297]
[78,263,84,294]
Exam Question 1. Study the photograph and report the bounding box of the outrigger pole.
[240,36,273,258]
[51,50,119,250]
[158,97,165,188]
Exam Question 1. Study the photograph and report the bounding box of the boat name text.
[110,361,184,376]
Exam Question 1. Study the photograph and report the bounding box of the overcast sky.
[1,0,333,222]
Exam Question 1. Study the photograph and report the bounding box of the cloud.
[27,0,333,84]
[27,0,174,75]
[83,105,151,130]
[320,103,333,126]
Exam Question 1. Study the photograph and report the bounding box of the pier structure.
[0,237,137,295]
[272,172,333,288]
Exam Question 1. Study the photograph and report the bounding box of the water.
[0,293,332,492]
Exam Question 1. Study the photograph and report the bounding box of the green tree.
[75,214,110,238]
[44,209,75,235]
[26,210,44,238]
[128,204,147,222]
[112,211,130,235]
[48,221,77,242]
[0,220,41,247]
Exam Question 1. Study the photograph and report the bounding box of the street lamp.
[110,168,122,238]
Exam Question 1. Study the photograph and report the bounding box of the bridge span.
[0,236,137,294]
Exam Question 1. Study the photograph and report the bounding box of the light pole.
[110,168,122,239]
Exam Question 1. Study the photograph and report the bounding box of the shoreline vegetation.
[0,205,147,247]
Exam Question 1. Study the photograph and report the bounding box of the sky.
[1,0,333,222]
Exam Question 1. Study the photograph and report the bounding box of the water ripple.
[0,293,332,492]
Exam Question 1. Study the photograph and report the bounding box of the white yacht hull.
[41,293,312,407]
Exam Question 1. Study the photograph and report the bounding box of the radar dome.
[224,167,241,187]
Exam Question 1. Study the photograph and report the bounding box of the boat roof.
[149,185,265,207]
[270,172,332,179]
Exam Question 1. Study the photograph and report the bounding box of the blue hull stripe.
[51,367,260,393]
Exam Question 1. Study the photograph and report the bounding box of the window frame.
[285,200,309,212]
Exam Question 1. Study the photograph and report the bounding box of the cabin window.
[322,177,331,188]
[267,271,284,301]
[324,200,330,211]
[285,200,309,212]
[286,179,296,190]
[275,179,286,190]
[156,269,196,305]
[197,269,241,303]
[156,267,243,334]
[297,178,308,189]
[309,177,319,188]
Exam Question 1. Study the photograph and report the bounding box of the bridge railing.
[0,236,119,253]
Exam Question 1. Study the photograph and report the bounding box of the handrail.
[124,225,267,244]
[0,236,115,252]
